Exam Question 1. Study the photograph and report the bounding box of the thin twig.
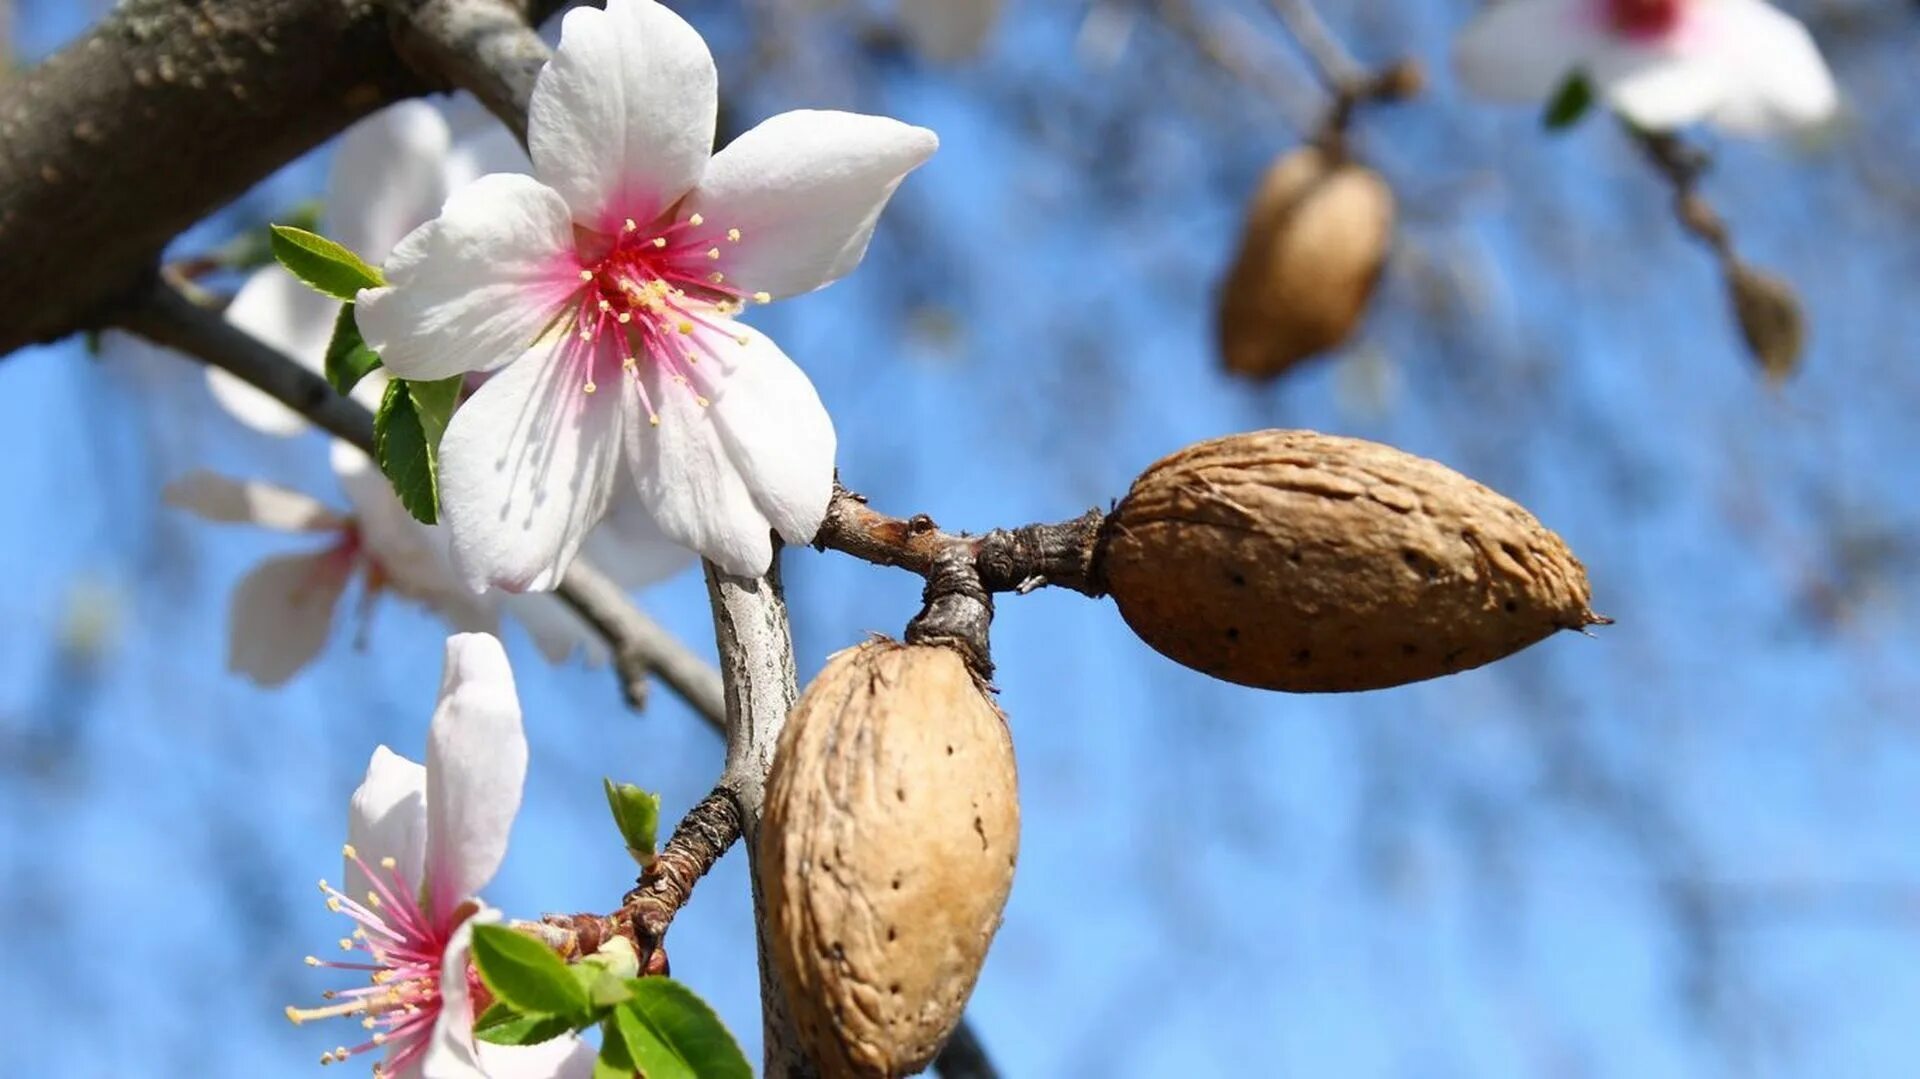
[1263,0,1362,90]
[815,481,1107,597]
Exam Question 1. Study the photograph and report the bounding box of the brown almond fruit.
[1095,430,1600,692]
[760,640,1019,1078]
[1217,146,1394,380]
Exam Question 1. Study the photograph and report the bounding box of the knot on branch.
[905,546,996,679]
[972,509,1108,596]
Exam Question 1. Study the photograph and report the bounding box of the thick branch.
[0,0,418,355]
[703,557,814,1078]
[389,0,557,143]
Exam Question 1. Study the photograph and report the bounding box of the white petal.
[1451,0,1596,103]
[210,265,340,436]
[475,1034,599,1079]
[418,906,498,1079]
[332,444,502,632]
[437,341,626,594]
[227,549,352,687]
[356,174,583,382]
[1592,45,1727,130]
[897,0,1002,62]
[326,101,456,265]
[626,321,835,574]
[345,745,429,903]
[528,0,717,231]
[423,633,527,921]
[1700,0,1838,135]
[581,486,699,590]
[685,110,937,299]
[164,470,344,532]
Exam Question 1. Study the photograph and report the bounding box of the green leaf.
[473,1003,579,1047]
[603,780,662,868]
[324,304,382,396]
[374,381,437,524]
[270,224,384,300]
[595,1017,637,1079]
[608,979,752,1079]
[468,924,592,1020]
[408,374,463,447]
[1543,71,1594,131]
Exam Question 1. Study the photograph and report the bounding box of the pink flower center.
[561,209,767,424]
[1604,0,1684,40]
[287,845,484,1077]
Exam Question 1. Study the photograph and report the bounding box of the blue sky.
[3,1,1919,1076]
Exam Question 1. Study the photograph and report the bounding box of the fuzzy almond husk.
[1096,430,1600,692]
[1217,146,1394,380]
[760,640,1019,1078]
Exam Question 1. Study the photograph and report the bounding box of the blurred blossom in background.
[3,0,1920,1076]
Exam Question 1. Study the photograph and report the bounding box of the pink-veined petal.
[326,101,455,265]
[357,174,582,382]
[685,110,937,300]
[897,0,1002,62]
[625,321,834,574]
[581,486,699,590]
[417,905,498,1079]
[423,634,526,921]
[164,470,345,533]
[210,265,342,436]
[345,745,429,902]
[228,548,352,687]
[1700,0,1838,135]
[437,339,627,593]
[528,0,717,231]
[1451,0,1596,103]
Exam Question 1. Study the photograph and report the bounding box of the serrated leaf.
[374,381,437,524]
[324,303,382,396]
[1543,71,1594,131]
[469,924,592,1019]
[270,224,383,301]
[609,979,752,1079]
[603,780,661,868]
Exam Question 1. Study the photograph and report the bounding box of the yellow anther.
[688,212,705,227]
[727,227,741,243]
[365,893,381,908]
[734,334,750,345]
[583,381,597,394]
[286,1006,305,1026]
[578,329,593,341]
[342,845,357,859]
[652,237,667,248]
[648,413,661,426]
[706,247,720,260]
[379,856,396,870]
[339,938,354,951]
[676,320,693,334]
[304,955,321,966]
[753,291,771,304]
[616,312,632,324]
[709,272,725,284]
[326,897,342,913]
[623,218,638,232]
[623,356,638,370]
[598,299,612,312]
[579,269,595,281]
[695,395,711,407]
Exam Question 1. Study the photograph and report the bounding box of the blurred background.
[3,0,1919,1075]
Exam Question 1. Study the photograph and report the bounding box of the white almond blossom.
[167,449,612,685]
[357,0,938,590]
[287,633,594,1079]
[1452,0,1838,136]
